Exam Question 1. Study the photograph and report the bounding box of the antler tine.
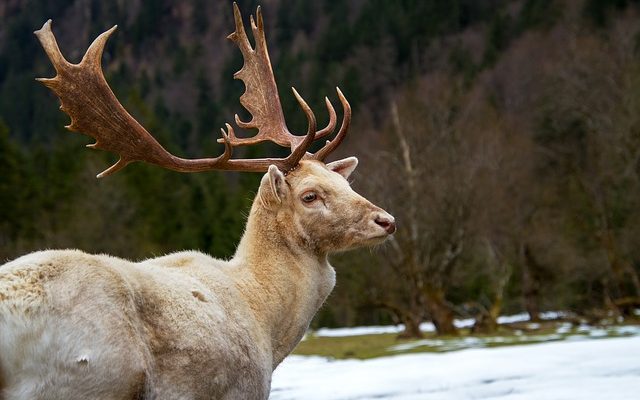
[314,97,338,140]
[218,125,234,163]
[223,93,337,147]
[34,20,71,73]
[228,2,252,53]
[311,87,352,161]
[82,24,118,68]
[251,7,266,53]
[281,88,317,170]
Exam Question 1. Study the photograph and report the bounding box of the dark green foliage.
[0,120,25,244]
[517,0,562,31]
[130,0,168,44]
[582,0,639,26]
[448,44,478,85]
[483,12,513,67]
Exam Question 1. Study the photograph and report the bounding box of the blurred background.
[2,0,640,341]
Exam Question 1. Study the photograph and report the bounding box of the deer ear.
[264,165,287,204]
[326,157,358,180]
[259,166,288,207]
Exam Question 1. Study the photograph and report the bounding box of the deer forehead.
[289,162,351,192]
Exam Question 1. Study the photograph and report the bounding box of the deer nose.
[374,213,396,234]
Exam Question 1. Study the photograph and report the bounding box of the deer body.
[1,249,272,399]
[0,161,394,399]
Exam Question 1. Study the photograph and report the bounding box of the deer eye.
[301,191,317,203]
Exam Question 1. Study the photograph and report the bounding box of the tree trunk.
[600,229,640,300]
[473,276,509,333]
[602,278,622,318]
[522,244,541,322]
[472,293,504,334]
[425,288,457,335]
[472,311,497,334]
[375,300,424,339]
[398,314,423,339]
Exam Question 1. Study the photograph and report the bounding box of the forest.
[2,0,640,337]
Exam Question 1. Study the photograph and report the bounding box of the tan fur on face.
[265,160,392,254]
[0,159,394,400]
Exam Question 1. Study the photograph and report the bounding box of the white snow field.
[270,336,640,400]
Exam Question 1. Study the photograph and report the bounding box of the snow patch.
[272,337,640,400]
[313,311,571,338]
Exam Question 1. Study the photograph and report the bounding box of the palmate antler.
[34,3,351,178]
[222,4,350,156]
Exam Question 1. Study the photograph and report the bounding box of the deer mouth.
[362,231,393,245]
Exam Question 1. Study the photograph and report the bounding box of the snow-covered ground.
[271,336,640,399]
[313,311,567,337]
[386,324,640,352]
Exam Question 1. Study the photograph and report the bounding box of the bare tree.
[540,18,640,312]
[362,74,503,336]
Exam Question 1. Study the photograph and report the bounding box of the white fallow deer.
[0,4,395,400]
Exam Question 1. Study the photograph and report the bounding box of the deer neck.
[232,203,336,367]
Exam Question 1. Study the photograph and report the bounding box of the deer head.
[256,158,395,254]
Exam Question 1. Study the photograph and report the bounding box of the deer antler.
[34,4,349,178]
[222,3,335,150]
[222,3,351,161]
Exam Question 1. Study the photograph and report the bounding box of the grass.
[294,332,414,359]
[293,320,640,360]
